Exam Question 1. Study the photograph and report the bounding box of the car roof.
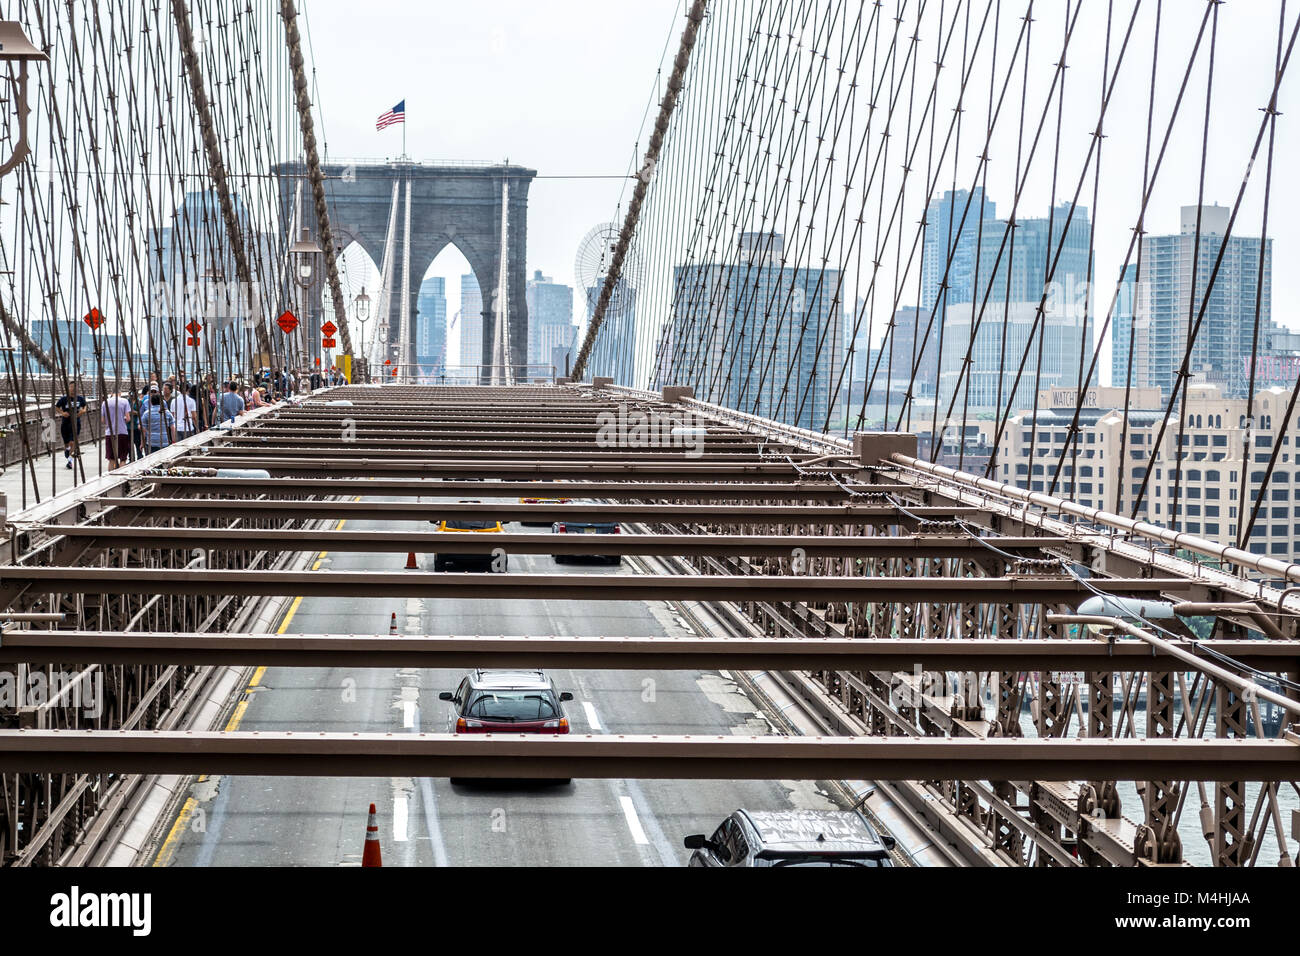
[466,669,554,690]
[738,810,887,855]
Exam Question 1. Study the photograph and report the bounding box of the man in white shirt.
[100,384,132,470]
[166,383,197,439]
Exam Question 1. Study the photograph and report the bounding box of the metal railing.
[365,363,557,385]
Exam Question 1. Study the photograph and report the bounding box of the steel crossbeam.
[0,568,1190,602]
[0,731,1294,781]
[0,631,1291,671]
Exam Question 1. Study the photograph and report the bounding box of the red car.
[440,670,576,785]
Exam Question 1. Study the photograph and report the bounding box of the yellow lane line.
[152,796,199,867]
[224,698,251,731]
[154,498,359,865]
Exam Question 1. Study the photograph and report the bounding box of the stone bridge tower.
[275,160,535,375]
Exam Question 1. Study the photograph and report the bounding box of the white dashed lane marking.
[619,796,650,845]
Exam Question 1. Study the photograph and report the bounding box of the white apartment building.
[993,383,1300,560]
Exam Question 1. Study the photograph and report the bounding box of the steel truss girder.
[0,569,1190,603]
[171,458,831,478]
[80,497,1042,524]
[37,527,1080,561]
[0,732,1294,781]
[0,632,1290,671]
[137,477,876,500]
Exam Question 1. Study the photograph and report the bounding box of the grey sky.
[302,0,684,353]
[304,2,1298,385]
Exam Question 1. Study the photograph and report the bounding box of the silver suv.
[684,809,896,867]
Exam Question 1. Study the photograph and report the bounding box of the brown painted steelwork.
[0,631,1292,672]
[0,731,1294,782]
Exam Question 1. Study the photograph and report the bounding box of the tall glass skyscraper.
[933,200,1094,415]
[457,272,483,379]
[415,275,447,373]
[525,270,575,374]
[921,188,999,311]
[1131,204,1272,399]
[668,232,843,430]
[147,189,262,369]
[1110,263,1138,389]
[586,277,637,385]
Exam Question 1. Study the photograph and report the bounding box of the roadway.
[152,496,841,866]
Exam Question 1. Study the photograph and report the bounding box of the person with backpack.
[139,387,176,454]
[218,380,245,423]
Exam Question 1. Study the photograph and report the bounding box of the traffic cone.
[406,551,418,569]
[389,612,398,636]
[362,803,382,867]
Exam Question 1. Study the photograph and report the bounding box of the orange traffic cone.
[362,802,382,867]
[406,551,418,569]
[389,612,398,636]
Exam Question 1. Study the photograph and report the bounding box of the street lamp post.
[289,227,322,375]
[0,22,48,181]
[353,287,371,382]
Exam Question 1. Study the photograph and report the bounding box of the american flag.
[376,100,405,131]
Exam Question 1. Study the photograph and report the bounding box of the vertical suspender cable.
[169,0,274,364]
[571,0,708,380]
[279,0,352,354]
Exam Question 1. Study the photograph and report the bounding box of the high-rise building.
[415,276,447,373]
[877,306,940,396]
[1131,204,1272,399]
[457,272,483,378]
[27,319,136,377]
[994,383,1300,564]
[667,232,843,430]
[586,277,637,385]
[146,189,263,369]
[938,301,1093,414]
[934,201,1094,415]
[921,188,998,310]
[994,385,1163,517]
[549,330,578,380]
[525,270,575,376]
[1110,263,1138,388]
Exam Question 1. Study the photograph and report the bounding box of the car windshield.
[445,519,496,530]
[466,691,558,721]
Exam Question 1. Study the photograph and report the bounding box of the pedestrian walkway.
[0,438,109,512]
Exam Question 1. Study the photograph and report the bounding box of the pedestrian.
[169,380,197,439]
[204,375,219,427]
[190,383,208,432]
[127,387,144,461]
[54,380,88,469]
[100,382,132,470]
[247,385,268,410]
[218,379,245,423]
[310,366,322,391]
[139,387,175,454]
